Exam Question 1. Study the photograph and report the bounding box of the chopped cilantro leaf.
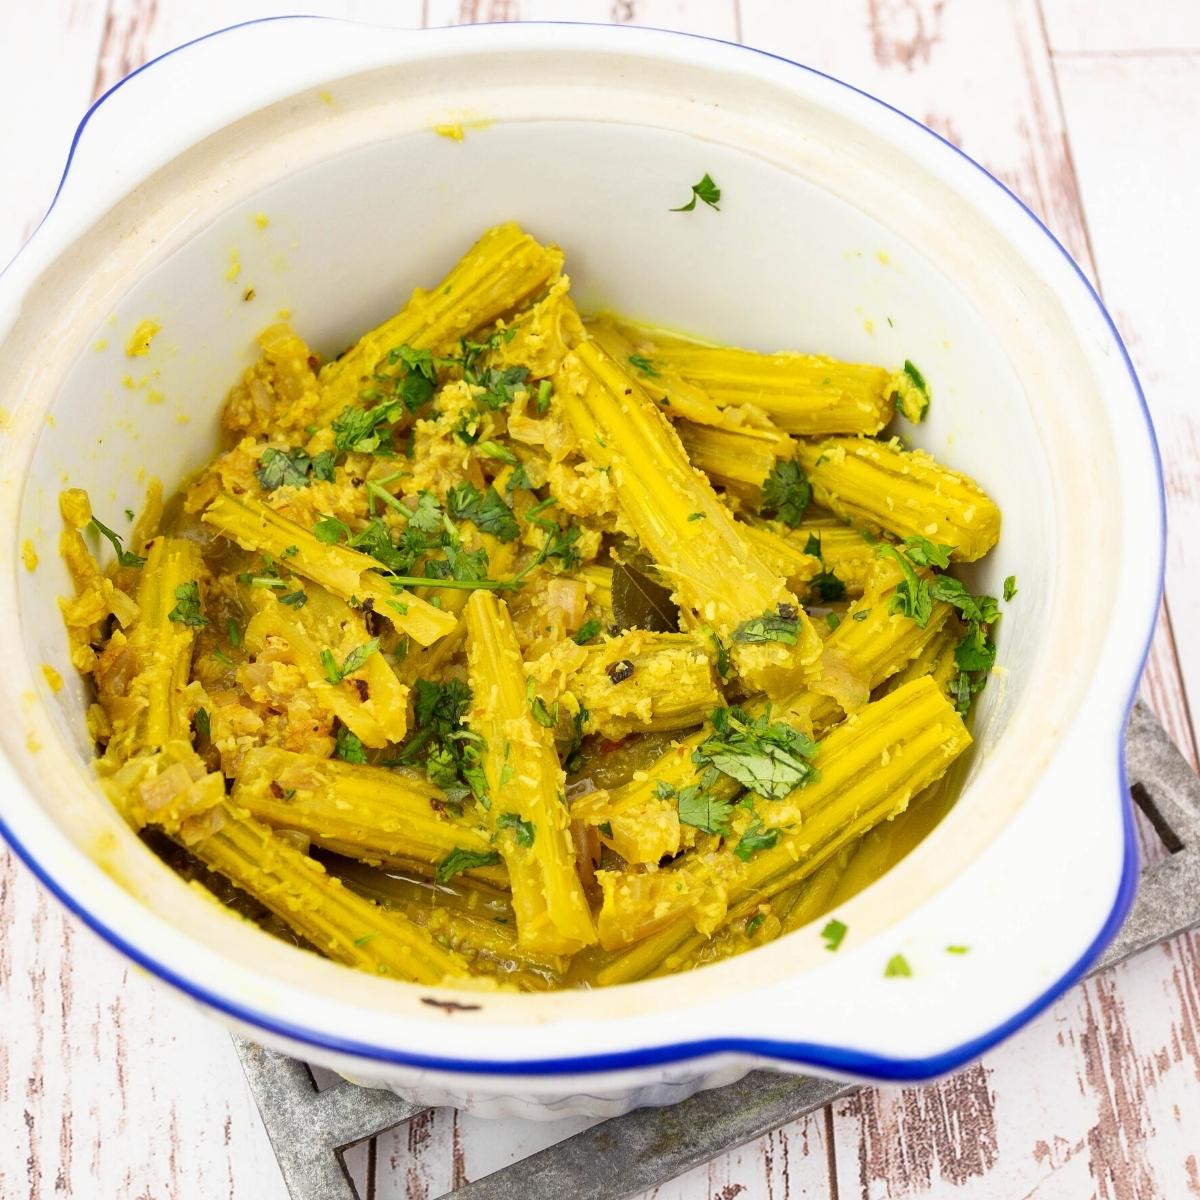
[506,463,532,494]
[498,812,536,848]
[900,535,953,569]
[89,516,146,569]
[735,815,779,862]
[255,447,313,491]
[474,366,530,410]
[193,707,211,741]
[676,783,735,836]
[809,570,845,602]
[803,533,823,558]
[733,611,799,646]
[1004,574,1018,602]
[628,354,659,378]
[670,172,721,212]
[322,639,380,684]
[691,705,820,801]
[759,461,811,528]
[525,679,558,729]
[446,481,520,541]
[746,913,766,937]
[687,511,706,521]
[573,619,603,645]
[311,449,337,482]
[694,705,819,800]
[476,439,518,465]
[408,491,446,533]
[334,724,368,764]
[826,612,841,631]
[313,514,351,544]
[946,944,970,955]
[167,580,207,628]
[821,919,847,952]
[884,953,912,978]
[535,379,552,415]
[703,626,732,680]
[279,590,307,607]
[436,847,502,884]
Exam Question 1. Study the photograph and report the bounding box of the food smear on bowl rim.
[56,221,1009,991]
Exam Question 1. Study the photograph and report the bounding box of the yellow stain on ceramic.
[433,114,493,141]
[876,250,892,266]
[93,338,110,352]
[227,249,242,282]
[125,319,161,358]
[41,665,64,693]
[254,212,269,230]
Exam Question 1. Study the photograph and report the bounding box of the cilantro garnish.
[313,514,351,544]
[573,619,603,645]
[893,360,931,422]
[735,815,779,862]
[506,463,532,494]
[628,354,659,378]
[809,571,845,602]
[1004,574,1018,602]
[900,535,953,569]
[334,724,368,764]
[670,173,721,212]
[703,627,732,680]
[446,481,520,541]
[759,461,811,528]
[394,679,488,806]
[321,639,380,684]
[656,776,734,836]
[167,581,207,628]
[279,590,307,607]
[497,812,536,848]
[746,913,766,937]
[826,613,841,631]
[732,611,799,646]
[884,953,912,978]
[946,944,970,955]
[874,537,1000,714]
[821,919,847,952]
[687,511,706,522]
[694,706,819,800]
[474,366,530,410]
[89,516,146,569]
[476,439,518,465]
[255,447,315,491]
[436,847,502,884]
[535,379,552,415]
[802,533,823,558]
[193,707,211,741]
[312,449,336,482]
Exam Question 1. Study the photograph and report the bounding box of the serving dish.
[0,18,1162,1117]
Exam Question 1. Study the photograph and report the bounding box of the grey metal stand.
[233,701,1200,1200]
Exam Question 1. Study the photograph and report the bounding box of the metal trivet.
[233,701,1200,1200]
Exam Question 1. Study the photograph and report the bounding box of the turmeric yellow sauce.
[59,221,1007,990]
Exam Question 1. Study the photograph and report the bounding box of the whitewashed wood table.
[2,2,1198,1197]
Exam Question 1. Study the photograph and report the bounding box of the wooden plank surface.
[0,2,1198,1198]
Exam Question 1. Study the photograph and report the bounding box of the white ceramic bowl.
[0,19,1163,1118]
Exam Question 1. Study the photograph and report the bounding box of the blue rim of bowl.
[0,16,1164,1081]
